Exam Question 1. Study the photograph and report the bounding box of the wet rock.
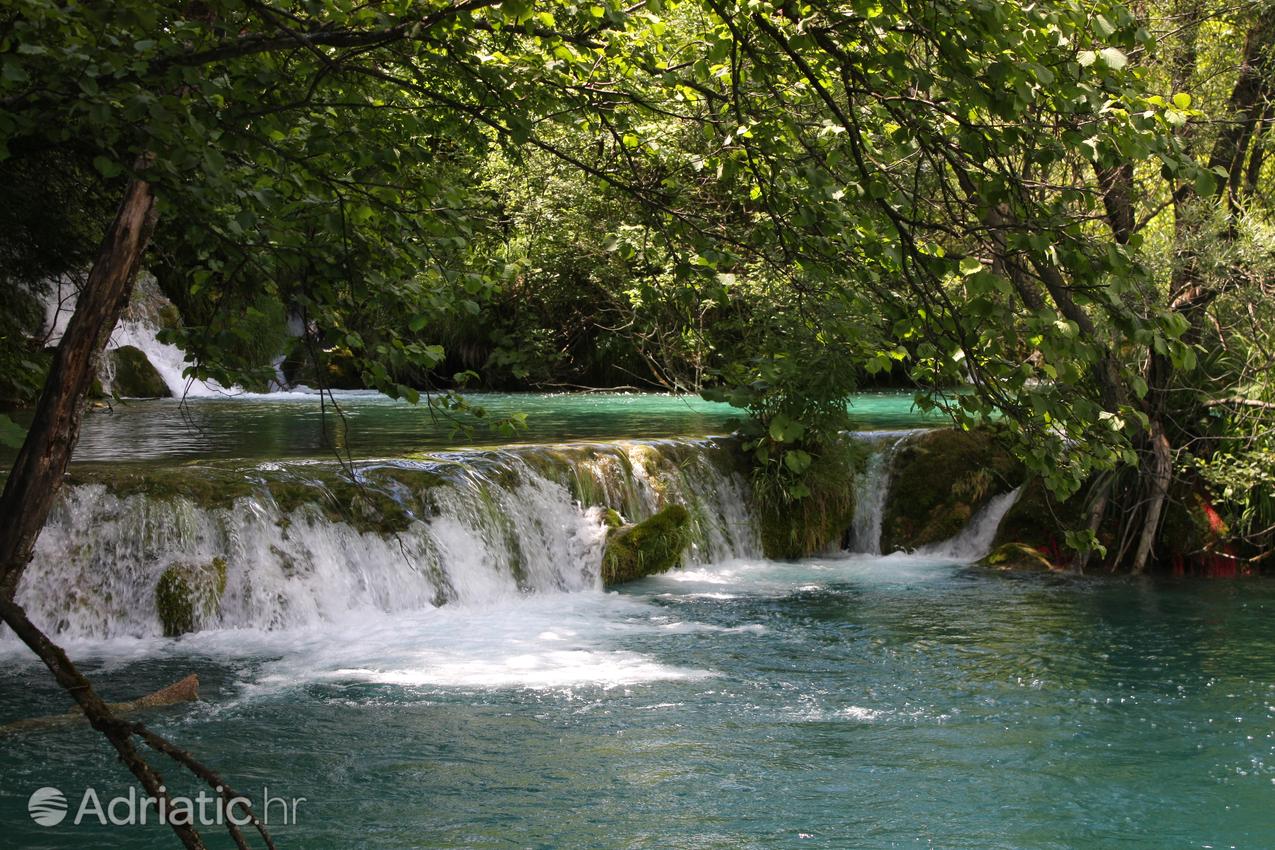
[108,345,170,398]
[601,504,691,585]
[155,557,228,637]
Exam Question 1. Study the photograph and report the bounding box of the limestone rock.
[108,345,170,398]
[601,504,691,585]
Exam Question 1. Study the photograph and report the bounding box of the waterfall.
[41,275,233,398]
[845,431,913,554]
[14,439,759,639]
[843,429,1023,563]
[105,318,230,398]
[917,486,1023,562]
[9,424,1030,640]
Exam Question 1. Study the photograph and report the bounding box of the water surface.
[41,390,935,462]
[2,558,1272,849]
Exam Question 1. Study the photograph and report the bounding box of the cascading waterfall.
[12,428,1024,642]
[846,430,915,554]
[103,318,230,398]
[41,275,232,398]
[15,439,760,639]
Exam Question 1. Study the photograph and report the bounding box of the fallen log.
[0,674,199,735]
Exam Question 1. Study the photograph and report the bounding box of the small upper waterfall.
[41,275,233,398]
[846,431,914,554]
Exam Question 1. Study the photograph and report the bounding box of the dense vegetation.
[3,0,1273,575]
[1,0,1272,557]
[2,2,1274,846]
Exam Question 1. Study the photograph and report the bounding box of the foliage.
[2,0,1274,570]
[752,436,859,559]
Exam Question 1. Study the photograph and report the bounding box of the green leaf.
[784,449,812,474]
[93,156,122,178]
[1099,48,1128,71]
[768,415,791,443]
[0,414,25,448]
[1193,169,1217,197]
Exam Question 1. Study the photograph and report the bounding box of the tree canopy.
[5,1,1275,846]
[5,0,1275,561]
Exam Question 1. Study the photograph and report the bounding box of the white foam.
[917,487,1023,562]
[838,706,884,722]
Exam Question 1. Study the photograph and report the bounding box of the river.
[1,391,1272,849]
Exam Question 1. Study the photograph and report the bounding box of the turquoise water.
[57,390,936,462]
[2,391,1271,849]
[2,557,1274,849]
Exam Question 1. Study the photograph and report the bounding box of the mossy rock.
[601,504,691,585]
[880,428,1023,552]
[156,557,228,637]
[757,483,857,560]
[753,439,860,560]
[108,345,170,398]
[156,302,184,332]
[980,542,1062,572]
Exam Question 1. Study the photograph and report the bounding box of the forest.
[2,2,1274,849]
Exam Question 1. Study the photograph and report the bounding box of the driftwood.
[0,674,199,735]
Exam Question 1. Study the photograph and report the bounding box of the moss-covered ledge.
[601,504,692,586]
[880,427,1023,552]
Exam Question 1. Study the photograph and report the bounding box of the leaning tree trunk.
[0,171,211,850]
[0,172,157,596]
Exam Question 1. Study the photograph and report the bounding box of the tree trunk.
[0,674,200,735]
[1209,11,1275,204]
[0,172,156,599]
[1097,164,1135,244]
[1132,420,1172,575]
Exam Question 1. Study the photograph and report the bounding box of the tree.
[0,2,688,846]
[582,0,1213,564]
[2,1,1270,844]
